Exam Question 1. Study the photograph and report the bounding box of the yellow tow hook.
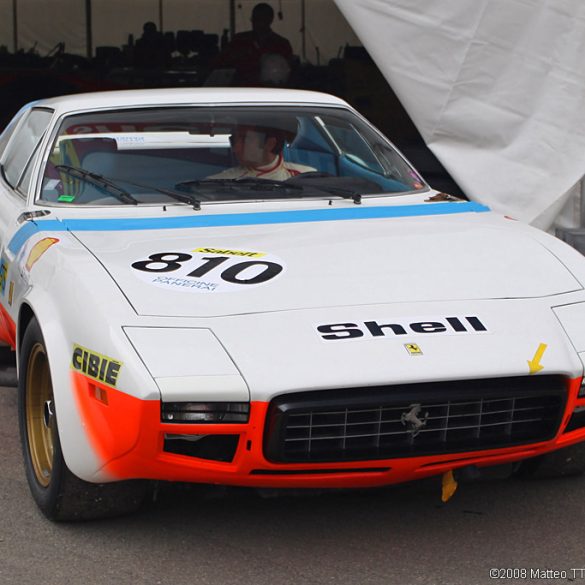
[441,470,458,503]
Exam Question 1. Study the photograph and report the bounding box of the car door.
[0,107,54,345]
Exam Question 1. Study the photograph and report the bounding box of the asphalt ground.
[1,380,585,585]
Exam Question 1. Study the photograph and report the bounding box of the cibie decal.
[316,316,488,341]
[71,344,123,388]
[25,237,59,271]
[0,258,8,295]
[131,247,285,293]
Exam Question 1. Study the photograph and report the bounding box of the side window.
[18,141,43,196]
[0,110,26,159]
[2,109,53,188]
[322,119,385,174]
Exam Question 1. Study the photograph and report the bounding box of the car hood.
[69,201,581,318]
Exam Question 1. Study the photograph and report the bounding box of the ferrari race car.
[2,88,585,521]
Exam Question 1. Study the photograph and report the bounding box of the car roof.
[30,88,351,115]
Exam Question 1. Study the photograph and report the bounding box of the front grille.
[264,376,566,463]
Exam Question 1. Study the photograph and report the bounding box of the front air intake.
[163,434,240,462]
[264,376,566,463]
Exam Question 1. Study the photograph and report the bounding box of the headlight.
[161,402,250,423]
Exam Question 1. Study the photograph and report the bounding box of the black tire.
[18,317,151,521]
[515,443,585,479]
[0,341,17,387]
[0,342,15,366]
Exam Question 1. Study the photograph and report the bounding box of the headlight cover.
[161,401,250,423]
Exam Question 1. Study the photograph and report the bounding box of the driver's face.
[231,127,274,167]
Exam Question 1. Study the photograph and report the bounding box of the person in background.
[210,124,314,180]
[213,3,293,86]
[134,21,167,69]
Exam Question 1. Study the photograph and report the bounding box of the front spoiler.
[71,373,585,487]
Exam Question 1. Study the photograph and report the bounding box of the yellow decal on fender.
[26,237,60,271]
[71,344,123,388]
[527,343,547,375]
[192,247,266,258]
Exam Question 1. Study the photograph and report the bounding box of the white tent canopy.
[335,0,585,229]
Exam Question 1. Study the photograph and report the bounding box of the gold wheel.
[25,342,55,488]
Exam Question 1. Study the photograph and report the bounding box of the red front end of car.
[72,372,585,487]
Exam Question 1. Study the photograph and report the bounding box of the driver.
[210,124,315,181]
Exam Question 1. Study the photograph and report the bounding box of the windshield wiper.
[175,177,304,195]
[110,177,202,211]
[55,165,139,205]
[317,186,362,205]
[232,177,304,191]
[284,174,364,204]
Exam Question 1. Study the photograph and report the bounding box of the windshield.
[39,106,426,205]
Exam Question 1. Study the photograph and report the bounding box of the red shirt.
[215,30,293,86]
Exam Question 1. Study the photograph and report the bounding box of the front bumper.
[72,372,585,487]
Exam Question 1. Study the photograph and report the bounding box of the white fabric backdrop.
[334,0,585,228]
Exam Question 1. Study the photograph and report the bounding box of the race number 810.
[131,252,283,285]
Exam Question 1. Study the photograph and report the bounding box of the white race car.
[2,88,585,521]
